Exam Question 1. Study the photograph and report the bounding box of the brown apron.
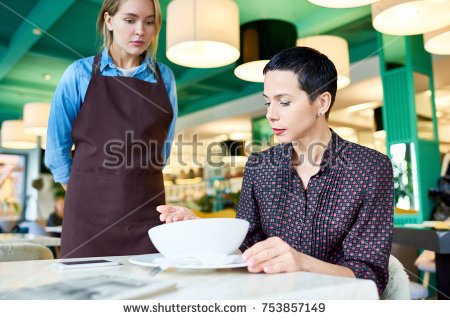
[61,53,173,258]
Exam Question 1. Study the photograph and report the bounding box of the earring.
[317,112,323,117]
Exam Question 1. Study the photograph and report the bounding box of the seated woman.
[47,190,65,237]
[157,46,393,295]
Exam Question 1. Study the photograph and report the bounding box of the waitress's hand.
[157,205,198,223]
[242,236,303,274]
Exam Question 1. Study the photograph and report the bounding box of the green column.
[378,33,441,225]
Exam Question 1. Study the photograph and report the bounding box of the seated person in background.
[47,190,65,236]
[157,46,394,296]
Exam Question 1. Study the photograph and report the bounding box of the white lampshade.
[372,0,450,35]
[234,20,297,82]
[23,102,51,136]
[424,25,450,55]
[308,0,379,8]
[166,0,240,68]
[234,60,270,83]
[297,35,350,89]
[1,120,37,149]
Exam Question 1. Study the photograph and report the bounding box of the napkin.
[153,253,245,269]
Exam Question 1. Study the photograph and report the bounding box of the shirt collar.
[319,129,348,172]
[99,48,153,74]
[282,129,349,173]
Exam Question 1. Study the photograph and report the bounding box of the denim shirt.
[45,48,177,184]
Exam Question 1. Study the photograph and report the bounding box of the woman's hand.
[242,237,356,278]
[242,236,304,273]
[156,205,198,223]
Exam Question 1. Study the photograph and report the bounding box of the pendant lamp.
[234,20,297,82]
[23,102,51,136]
[166,0,240,68]
[297,35,351,89]
[1,120,37,149]
[307,0,379,8]
[424,25,450,55]
[372,0,450,35]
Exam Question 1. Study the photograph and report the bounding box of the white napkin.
[153,253,245,269]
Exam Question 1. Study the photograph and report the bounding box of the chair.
[409,281,429,300]
[18,221,47,236]
[380,255,411,300]
[0,243,53,262]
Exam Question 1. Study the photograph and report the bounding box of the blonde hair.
[96,0,162,63]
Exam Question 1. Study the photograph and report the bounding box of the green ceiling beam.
[0,79,54,98]
[190,83,223,94]
[0,102,23,118]
[176,64,235,91]
[295,6,371,37]
[179,83,262,116]
[0,111,22,124]
[0,0,76,81]
[350,39,378,63]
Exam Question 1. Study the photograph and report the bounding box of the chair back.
[380,255,411,300]
[0,243,53,262]
[18,221,47,235]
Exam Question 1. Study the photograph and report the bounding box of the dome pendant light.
[424,25,450,55]
[234,20,297,82]
[1,120,37,149]
[166,0,240,68]
[23,102,51,136]
[372,0,450,36]
[297,35,351,90]
[307,0,379,8]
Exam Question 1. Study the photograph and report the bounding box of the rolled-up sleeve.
[160,64,177,165]
[45,61,82,184]
[237,153,266,251]
[336,155,394,295]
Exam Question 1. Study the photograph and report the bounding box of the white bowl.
[148,218,249,257]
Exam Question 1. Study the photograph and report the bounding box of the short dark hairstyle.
[263,46,338,119]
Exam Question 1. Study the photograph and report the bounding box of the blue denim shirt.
[45,48,177,184]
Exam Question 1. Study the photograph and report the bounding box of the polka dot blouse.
[237,131,394,295]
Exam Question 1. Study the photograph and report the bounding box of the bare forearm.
[242,237,357,277]
[298,252,355,278]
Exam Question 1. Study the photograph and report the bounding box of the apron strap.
[92,52,102,77]
[153,62,168,96]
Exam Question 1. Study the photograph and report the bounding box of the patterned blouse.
[237,131,394,295]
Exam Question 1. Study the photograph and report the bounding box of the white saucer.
[128,253,248,269]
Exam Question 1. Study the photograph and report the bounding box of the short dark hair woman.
[158,46,393,295]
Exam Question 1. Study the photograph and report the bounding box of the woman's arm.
[159,63,177,164]
[335,155,394,294]
[242,236,355,278]
[45,61,83,185]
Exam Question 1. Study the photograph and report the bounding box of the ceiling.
[0,0,380,123]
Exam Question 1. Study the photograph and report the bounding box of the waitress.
[45,0,177,258]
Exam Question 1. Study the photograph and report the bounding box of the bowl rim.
[148,217,249,234]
